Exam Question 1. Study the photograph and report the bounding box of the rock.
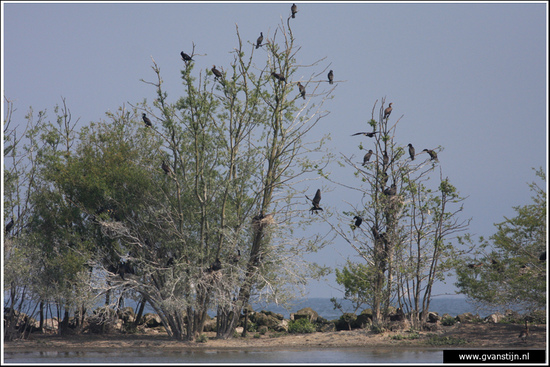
[335,313,357,331]
[318,322,336,332]
[485,312,504,324]
[143,313,162,328]
[456,312,479,323]
[292,307,318,323]
[262,310,284,321]
[203,318,217,332]
[251,311,280,329]
[427,312,440,323]
[274,319,289,332]
[356,313,372,328]
[119,307,135,324]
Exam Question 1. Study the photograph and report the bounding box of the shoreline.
[4,323,546,353]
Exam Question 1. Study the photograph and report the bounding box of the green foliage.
[288,318,316,334]
[441,316,456,326]
[456,168,546,312]
[196,334,209,343]
[425,335,467,346]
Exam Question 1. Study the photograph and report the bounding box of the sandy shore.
[3,323,546,352]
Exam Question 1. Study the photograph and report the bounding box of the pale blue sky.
[2,1,547,298]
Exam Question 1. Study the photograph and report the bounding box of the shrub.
[425,335,467,346]
[196,334,208,343]
[441,316,456,326]
[288,318,316,334]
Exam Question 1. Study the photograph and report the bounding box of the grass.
[425,334,467,346]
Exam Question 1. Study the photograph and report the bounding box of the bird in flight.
[408,143,415,161]
[180,51,193,61]
[308,189,323,214]
[256,32,263,49]
[328,70,334,84]
[142,113,152,127]
[384,103,393,119]
[297,82,306,99]
[362,150,373,166]
[352,131,378,138]
[291,3,298,18]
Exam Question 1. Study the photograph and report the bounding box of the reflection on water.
[4,348,443,364]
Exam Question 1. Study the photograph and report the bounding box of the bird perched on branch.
[142,113,153,127]
[271,72,286,82]
[467,262,483,269]
[423,149,438,161]
[352,131,378,138]
[408,143,415,161]
[353,216,363,229]
[5,217,14,234]
[382,151,389,167]
[328,70,334,84]
[384,103,393,119]
[291,3,298,18]
[161,160,172,175]
[297,82,306,99]
[383,183,397,196]
[256,32,263,49]
[210,258,222,272]
[362,150,373,166]
[180,51,193,62]
[211,65,223,80]
[307,189,323,214]
[539,251,546,262]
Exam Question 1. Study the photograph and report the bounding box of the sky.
[2,1,548,299]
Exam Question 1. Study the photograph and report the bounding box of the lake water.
[4,348,443,364]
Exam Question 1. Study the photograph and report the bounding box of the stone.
[293,307,319,323]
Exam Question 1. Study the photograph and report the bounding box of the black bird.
[384,103,393,119]
[362,150,373,166]
[308,189,323,213]
[211,258,222,271]
[383,183,397,196]
[297,82,306,99]
[291,3,298,18]
[467,263,483,269]
[161,160,172,175]
[382,151,389,167]
[5,217,14,234]
[328,70,334,84]
[271,72,286,82]
[256,32,263,49]
[408,143,415,160]
[142,113,153,127]
[371,226,380,239]
[212,65,223,79]
[539,251,546,262]
[180,51,193,61]
[352,131,378,138]
[379,170,389,188]
[423,149,438,161]
[353,216,363,229]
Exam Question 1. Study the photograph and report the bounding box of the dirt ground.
[3,322,546,352]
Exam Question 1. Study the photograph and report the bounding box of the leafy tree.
[455,168,546,313]
[328,99,470,328]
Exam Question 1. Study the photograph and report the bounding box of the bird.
[408,143,415,161]
[518,321,529,342]
[231,249,242,264]
[161,160,172,175]
[352,131,378,138]
[5,217,14,234]
[539,251,546,261]
[382,151,389,166]
[142,113,152,127]
[291,3,297,18]
[423,149,438,161]
[353,216,363,229]
[362,150,373,166]
[328,70,334,84]
[210,258,222,271]
[297,82,306,99]
[256,32,263,49]
[384,103,393,119]
[467,263,483,269]
[383,183,397,196]
[180,51,193,61]
[308,189,323,213]
[212,65,223,79]
[271,72,286,82]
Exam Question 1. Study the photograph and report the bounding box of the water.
[4,348,443,364]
